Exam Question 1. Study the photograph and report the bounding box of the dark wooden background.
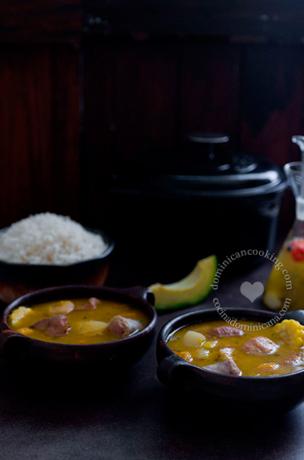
[1,0,304,227]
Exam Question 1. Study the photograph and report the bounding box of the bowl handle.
[157,355,189,385]
[285,310,304,323]
[116,286,155,305]
[0,326,30,356]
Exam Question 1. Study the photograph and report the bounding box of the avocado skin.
[149,255,217,311]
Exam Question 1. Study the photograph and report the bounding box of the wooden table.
[0,262,303,460]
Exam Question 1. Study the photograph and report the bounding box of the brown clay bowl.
[0,228,114,303]
[157,308,304,412]
[0,285,156,371]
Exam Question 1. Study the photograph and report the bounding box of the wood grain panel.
[0,1,81,43]
[0,45,80,227]
[84,42,115,175]
[181,44,240,141]
[113,43,178,169]
[84,40,178,174]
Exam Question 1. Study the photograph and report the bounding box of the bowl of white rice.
[0,213,114,303]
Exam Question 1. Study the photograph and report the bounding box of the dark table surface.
[0,261,303,460]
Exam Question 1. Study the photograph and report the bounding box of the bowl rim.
[0,226,115,269]
[158,307,304,382]
[2,285,157,349]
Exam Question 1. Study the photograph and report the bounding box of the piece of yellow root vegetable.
[183,330,205,348]
[9,307,34,328]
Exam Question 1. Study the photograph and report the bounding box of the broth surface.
[8,298,148,344]
[168,319,304,377]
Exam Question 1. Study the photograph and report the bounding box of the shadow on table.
[157,387,301,459]
[0,358,301,460]
[0,358,144,404]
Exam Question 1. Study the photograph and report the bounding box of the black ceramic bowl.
[0,228,114,303]
[157,308,304,411]
[0,285,156,369]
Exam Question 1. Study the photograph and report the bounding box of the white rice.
[0,213,108,265]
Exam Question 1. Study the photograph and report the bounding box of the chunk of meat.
[242,336,279,355]
[107,315,142,338]
[204,358,242,377]
[75,297,100,311]
[219,347,234,360]
[32,315,71,337]
[210,326,244,337]
[48,300,74,315]
[284,349,304,367]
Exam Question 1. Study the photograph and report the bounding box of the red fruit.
[289,239,304,262]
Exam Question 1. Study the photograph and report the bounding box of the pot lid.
[158,133,286,196]
[112,133,287,198]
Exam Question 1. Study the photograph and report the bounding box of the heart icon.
[240,281,264,303]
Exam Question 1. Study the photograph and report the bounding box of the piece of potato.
[10,306,33,328]
[204,340,218,349]
[194,348,209,359]
[183,330,205,348]
[73,320,108,337]
[47,300,75,316]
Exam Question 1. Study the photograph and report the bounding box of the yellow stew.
[168,319,304,377]
[8,298,148,345]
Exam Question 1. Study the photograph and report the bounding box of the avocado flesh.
[149,255,217,310]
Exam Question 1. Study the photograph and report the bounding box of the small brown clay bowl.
[157,308,304,412]
[0,228,114,303]
[0,285,156,371]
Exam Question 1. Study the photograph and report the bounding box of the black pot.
[157,308,304,412]
[0,285,156,369]
[108,134,287,282]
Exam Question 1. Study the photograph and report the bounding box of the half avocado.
[148,255,217,311]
